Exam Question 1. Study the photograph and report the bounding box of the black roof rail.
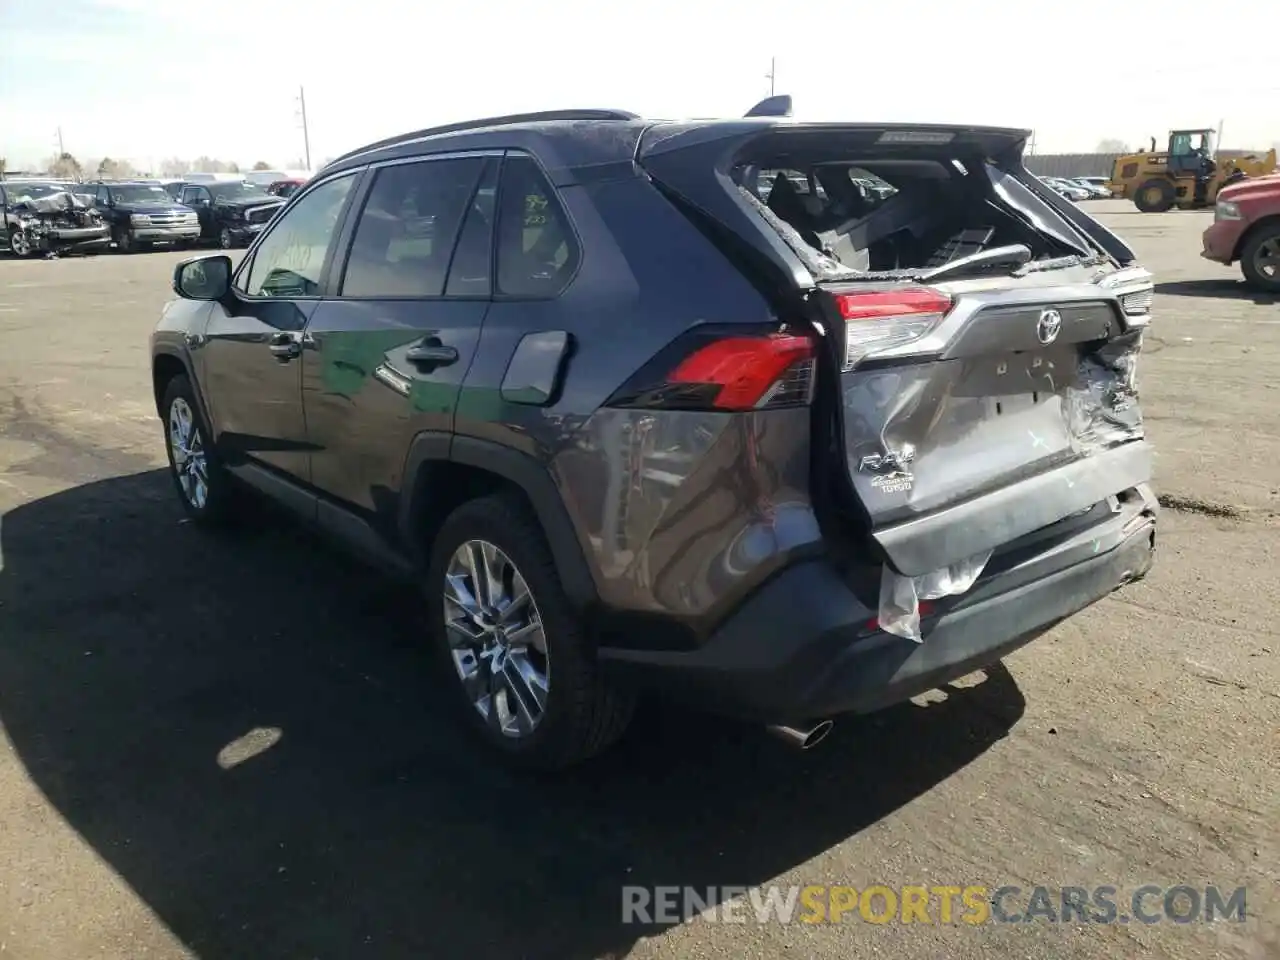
[326,108,642,167]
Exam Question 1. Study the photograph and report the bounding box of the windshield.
[209,181,269,200]
[111,185,171,204]
[6,182,61,200]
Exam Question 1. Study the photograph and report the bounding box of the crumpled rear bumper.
[599,482,1158,724]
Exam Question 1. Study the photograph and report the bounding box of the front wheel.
[426,494,634,769]
[1240,225,1280,293]
[160,374,238,525]
[114,226,138,253]
[219,227,235,250]
[7,228,32,257]
[1134,178,1175,213]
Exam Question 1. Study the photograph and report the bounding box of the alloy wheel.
[168,397,209,510]
[9,230,30,257]
[1252,236,1280,281]
[219,228,232,249]
[443,540,550,738]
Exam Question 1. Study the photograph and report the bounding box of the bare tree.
[227,162,240,173]
[96,157,137,179]
[0,156,7,177]
[1095,139,1130,154]
[47,152,83,178]
[159,157,191,176]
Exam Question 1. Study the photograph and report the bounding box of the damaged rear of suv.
[599,115,1157,747]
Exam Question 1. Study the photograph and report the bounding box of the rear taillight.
[834,288,953,370]
[607,329,817,412]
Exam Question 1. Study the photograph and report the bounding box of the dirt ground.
[1,202,1277,960]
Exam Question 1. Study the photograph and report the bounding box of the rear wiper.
[918,243,1032,283]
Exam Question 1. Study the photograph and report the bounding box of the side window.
[339,157,485,298]
[97,186,110,205]
[444,160,498,297]
[241,173,356,298]
[495,155,579,298]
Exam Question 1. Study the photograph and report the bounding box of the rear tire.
[1240,224,1280,293]
[425,493,634,770]
[160,374,238,526]
[1133,178,1175,213]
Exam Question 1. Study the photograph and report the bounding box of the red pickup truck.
[1201,175,1280,292]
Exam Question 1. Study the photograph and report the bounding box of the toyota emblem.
[1036,308,1062,345]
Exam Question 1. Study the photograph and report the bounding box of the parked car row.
[1,175,292,257]
[1037,176,1113,201]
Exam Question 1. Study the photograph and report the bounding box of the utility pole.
[56,126,65,156]
[1028,129,1037,156]
[765,57,776,96]
[297,86,312,171]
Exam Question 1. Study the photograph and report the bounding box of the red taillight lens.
[832,287,953,369]
[607,329,817,412]
[834,289,953,321]
[668,334,815,411]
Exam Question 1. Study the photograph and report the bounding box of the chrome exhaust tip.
[766,720,834,750]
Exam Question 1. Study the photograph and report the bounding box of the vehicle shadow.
[1154,278,1278,305]
[0,470,1025,960]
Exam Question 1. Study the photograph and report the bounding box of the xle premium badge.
[1036,308,1062,345]
[858,443,916,495]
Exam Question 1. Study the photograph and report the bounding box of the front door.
[199,171,361,483]
[180,185,215,239]
[302,154,498,521]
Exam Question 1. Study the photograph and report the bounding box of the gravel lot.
[1,202,1277,960]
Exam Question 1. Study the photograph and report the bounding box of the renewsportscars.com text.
[622,884,1247,926]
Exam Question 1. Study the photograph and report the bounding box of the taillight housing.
[606,327,817,412]
[833,288,953,370]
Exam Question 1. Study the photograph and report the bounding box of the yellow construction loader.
[1107,129,1277,212]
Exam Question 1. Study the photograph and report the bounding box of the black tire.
[1133,178,1175,213]
[219,227,235,250]
[114,225,137,253]
[159,374,238,525]
[425,493,634,770]
[1240,224,1280,293]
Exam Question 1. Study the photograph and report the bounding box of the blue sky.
[1,0,1277,171]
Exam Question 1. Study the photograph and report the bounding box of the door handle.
[268,332,301,362]
[404,340,459,368]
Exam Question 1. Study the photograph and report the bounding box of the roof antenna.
[745,94,792,118]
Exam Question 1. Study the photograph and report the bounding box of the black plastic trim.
[398,433,600,611]
[449,436,599,609]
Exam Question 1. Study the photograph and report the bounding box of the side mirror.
[174,255,231,300]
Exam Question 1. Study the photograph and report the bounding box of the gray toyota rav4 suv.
[150,102,1158,769]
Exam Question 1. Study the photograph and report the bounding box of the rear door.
[301,152,497,517]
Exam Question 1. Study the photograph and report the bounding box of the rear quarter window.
[495,155,579,298]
